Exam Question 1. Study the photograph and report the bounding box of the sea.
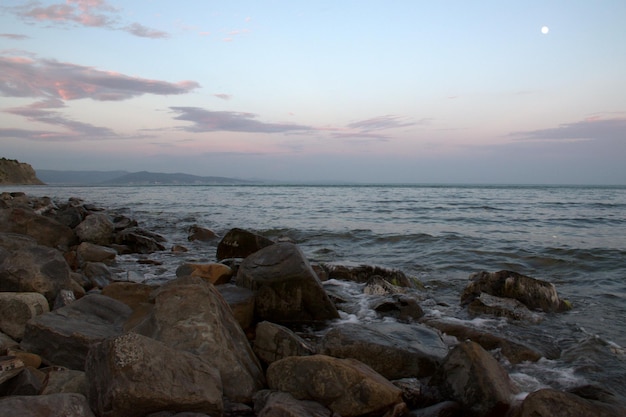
[4,184,626,403]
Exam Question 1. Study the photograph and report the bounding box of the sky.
[1,1,625,184]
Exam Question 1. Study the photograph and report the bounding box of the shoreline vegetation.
[1,191,625,417]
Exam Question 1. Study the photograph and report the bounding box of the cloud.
[0,56,200,100]
[510,116,626,142]
[0,33,30,40]
[9,0,169,39]
[170,107,312,133]
[213,93,232,100]
[331,115,424,140]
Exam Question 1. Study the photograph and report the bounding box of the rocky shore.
[0,191,624,417]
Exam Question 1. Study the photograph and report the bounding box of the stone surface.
[216,227,274,261]
[0,245,73,306]
[0,232,38,251]
[405,401,462,417]
[236,242,339,324]
[254,390,332,417]
[176,262,233,285]
[216,284,255,330]
[100,281,155,311]
[429,340,519,417]
[461,270,570,313]
[267,354,405,417]
[253,321,316,365]
[187,225,217,241]
[131,276,265,403]
[75,213,114,245]
[468,292,543,323]
[76,241,117,264]
[0,207,76,249]
[82,261,113,289]
[0,365,45,396]
[0,158,44,185]
[114,226,166,253]
[0,331,19,353]
[20,294,132,370]
[370,293,425,322]
[0,292,49,340]
[320,321,448,380]
[510,388,626,417]
[0,393,96,417]
[86,333,223,417]
[319,263,419,288]
[40,368,88,396]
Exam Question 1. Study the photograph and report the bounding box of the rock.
[254,390,332,417]
[253,321,316,365]
[20,294,132,370]
[404,401,462,417]
[0,207,76,249]
[172,244,189,253]
[392,378,443,410]
[0,393,96,417]
[0,355,24,384]
[319,321,448,380]
[236,242,340,324]
[0,292,50,340]
[100,281,155,311]
[216,227,274,261]
[371,293,425,322]
[75,213,114,245]
[0,245,74,307]
[468,292,544,323]
[82,261,113,289]
[0,331,19,353]
[510,388,626,417]
[461,270,571,312]
[176,262,233,285]
[76,242,117,264]
[320,263,419,289]
[216,284,256,330]
[53,289,77,309]
[363,275,409,295]
[429,340,519,417]
[49,203,85,229]
[114,226,166,253]
[131,276,265,403]
[188,224,218,241]
[86,333,223,417]
[0,365,45,396]
[267,354,405,417]
[421,318,548,364]
[0,158,44,185]
[41,368,88,396]
[6,348,42,368]
[0,232,38,251]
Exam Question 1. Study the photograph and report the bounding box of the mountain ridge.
[36,169,259,185]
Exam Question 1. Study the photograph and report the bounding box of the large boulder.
[76,241,117,264]
[510,388,625,417]
[0,207,76,249]
[0,292,49,340]
[236,242,340,324]
[0,393,95,417]
[0,232,38,251]
[216,227,274,261]
[176,262,233,285]
[320,322,448,379]
[75,213,114,245]
[429,340,519,417]
[253,321,316,365]
[131,276,265,403]
[0,245,74,306]
[114,226,166,254]
[216,284,256,330]
[20,294,132,370]
[254,390,332,417]
[319,263,419,288]
[86,333,223,417]
[467,292,544,323]
[267,354,405,417]
[461,270,571,312]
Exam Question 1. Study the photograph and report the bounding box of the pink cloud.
[510,116,626,142]
[0,33,30,40]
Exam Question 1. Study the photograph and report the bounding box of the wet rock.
[253,390,332,417]
[392,378,443,409]
[131,276,265,403]
[76,241,117,264]
[364,275,408,295]
[319,321,448,379]
[371,293,425,322]
[510,388,626,417]
[236,242,340,325]
[176,262,233,285]
[20,294,132,370]
[216,284,255,330]
[188,224,218,241]
[429,340,519,417]
[40,368,88,396]
[468,292,544,323]
[216,227,274,261]
[82,261,113,289]
[114,226,166,253]
[86,333,223,417]
[0,393,96,417]
[421,318,547,364]
[461,270,571,313]
[0,245,74,307]
[267,354,405,417]
[172,244,189,253]
[0,207,76,249]
[320,263,419,289]
[75,213,114,245]
[253,321,316,365]
[0,292,49,340]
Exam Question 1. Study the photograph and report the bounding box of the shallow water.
[5,184,626,402]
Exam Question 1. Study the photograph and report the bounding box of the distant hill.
[0,158,44,185]
[36,169,259,185]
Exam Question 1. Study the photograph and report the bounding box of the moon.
[541,26,549,34]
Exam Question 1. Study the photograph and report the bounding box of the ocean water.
[4,184,626,402]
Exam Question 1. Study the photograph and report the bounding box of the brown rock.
[101,281,155,310]
[86,333,223,417]
[187,225,217,241]
[253,321,316,365]
[510,388,626,417]
[468,292,544,323]
[236,242,339,324]
[254,390,332,417]
[40,368,88,396]
[267,354,405,417]
[75,213,114,245]
[76,241,117,264]
[320,263,419,289]
[0,207,76,249]
[114,226,166,253]
[176,262,233,285]
[0,365,45,396]
[6,348,42,368]
[216,227,274,261]
[0,393,96,417]
[216,284,255,330]
[0,292,49,340]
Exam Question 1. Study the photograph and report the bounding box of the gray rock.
[253,321,316,365]
[20,294,131,370]
[75,213,114,245]
[216,228,274,261]
[86,333,223,417]
[236,242,339,324]
[0,292,49,340]
[320,321,448,379]
[40,368,88,396]
[0,207,76,249]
